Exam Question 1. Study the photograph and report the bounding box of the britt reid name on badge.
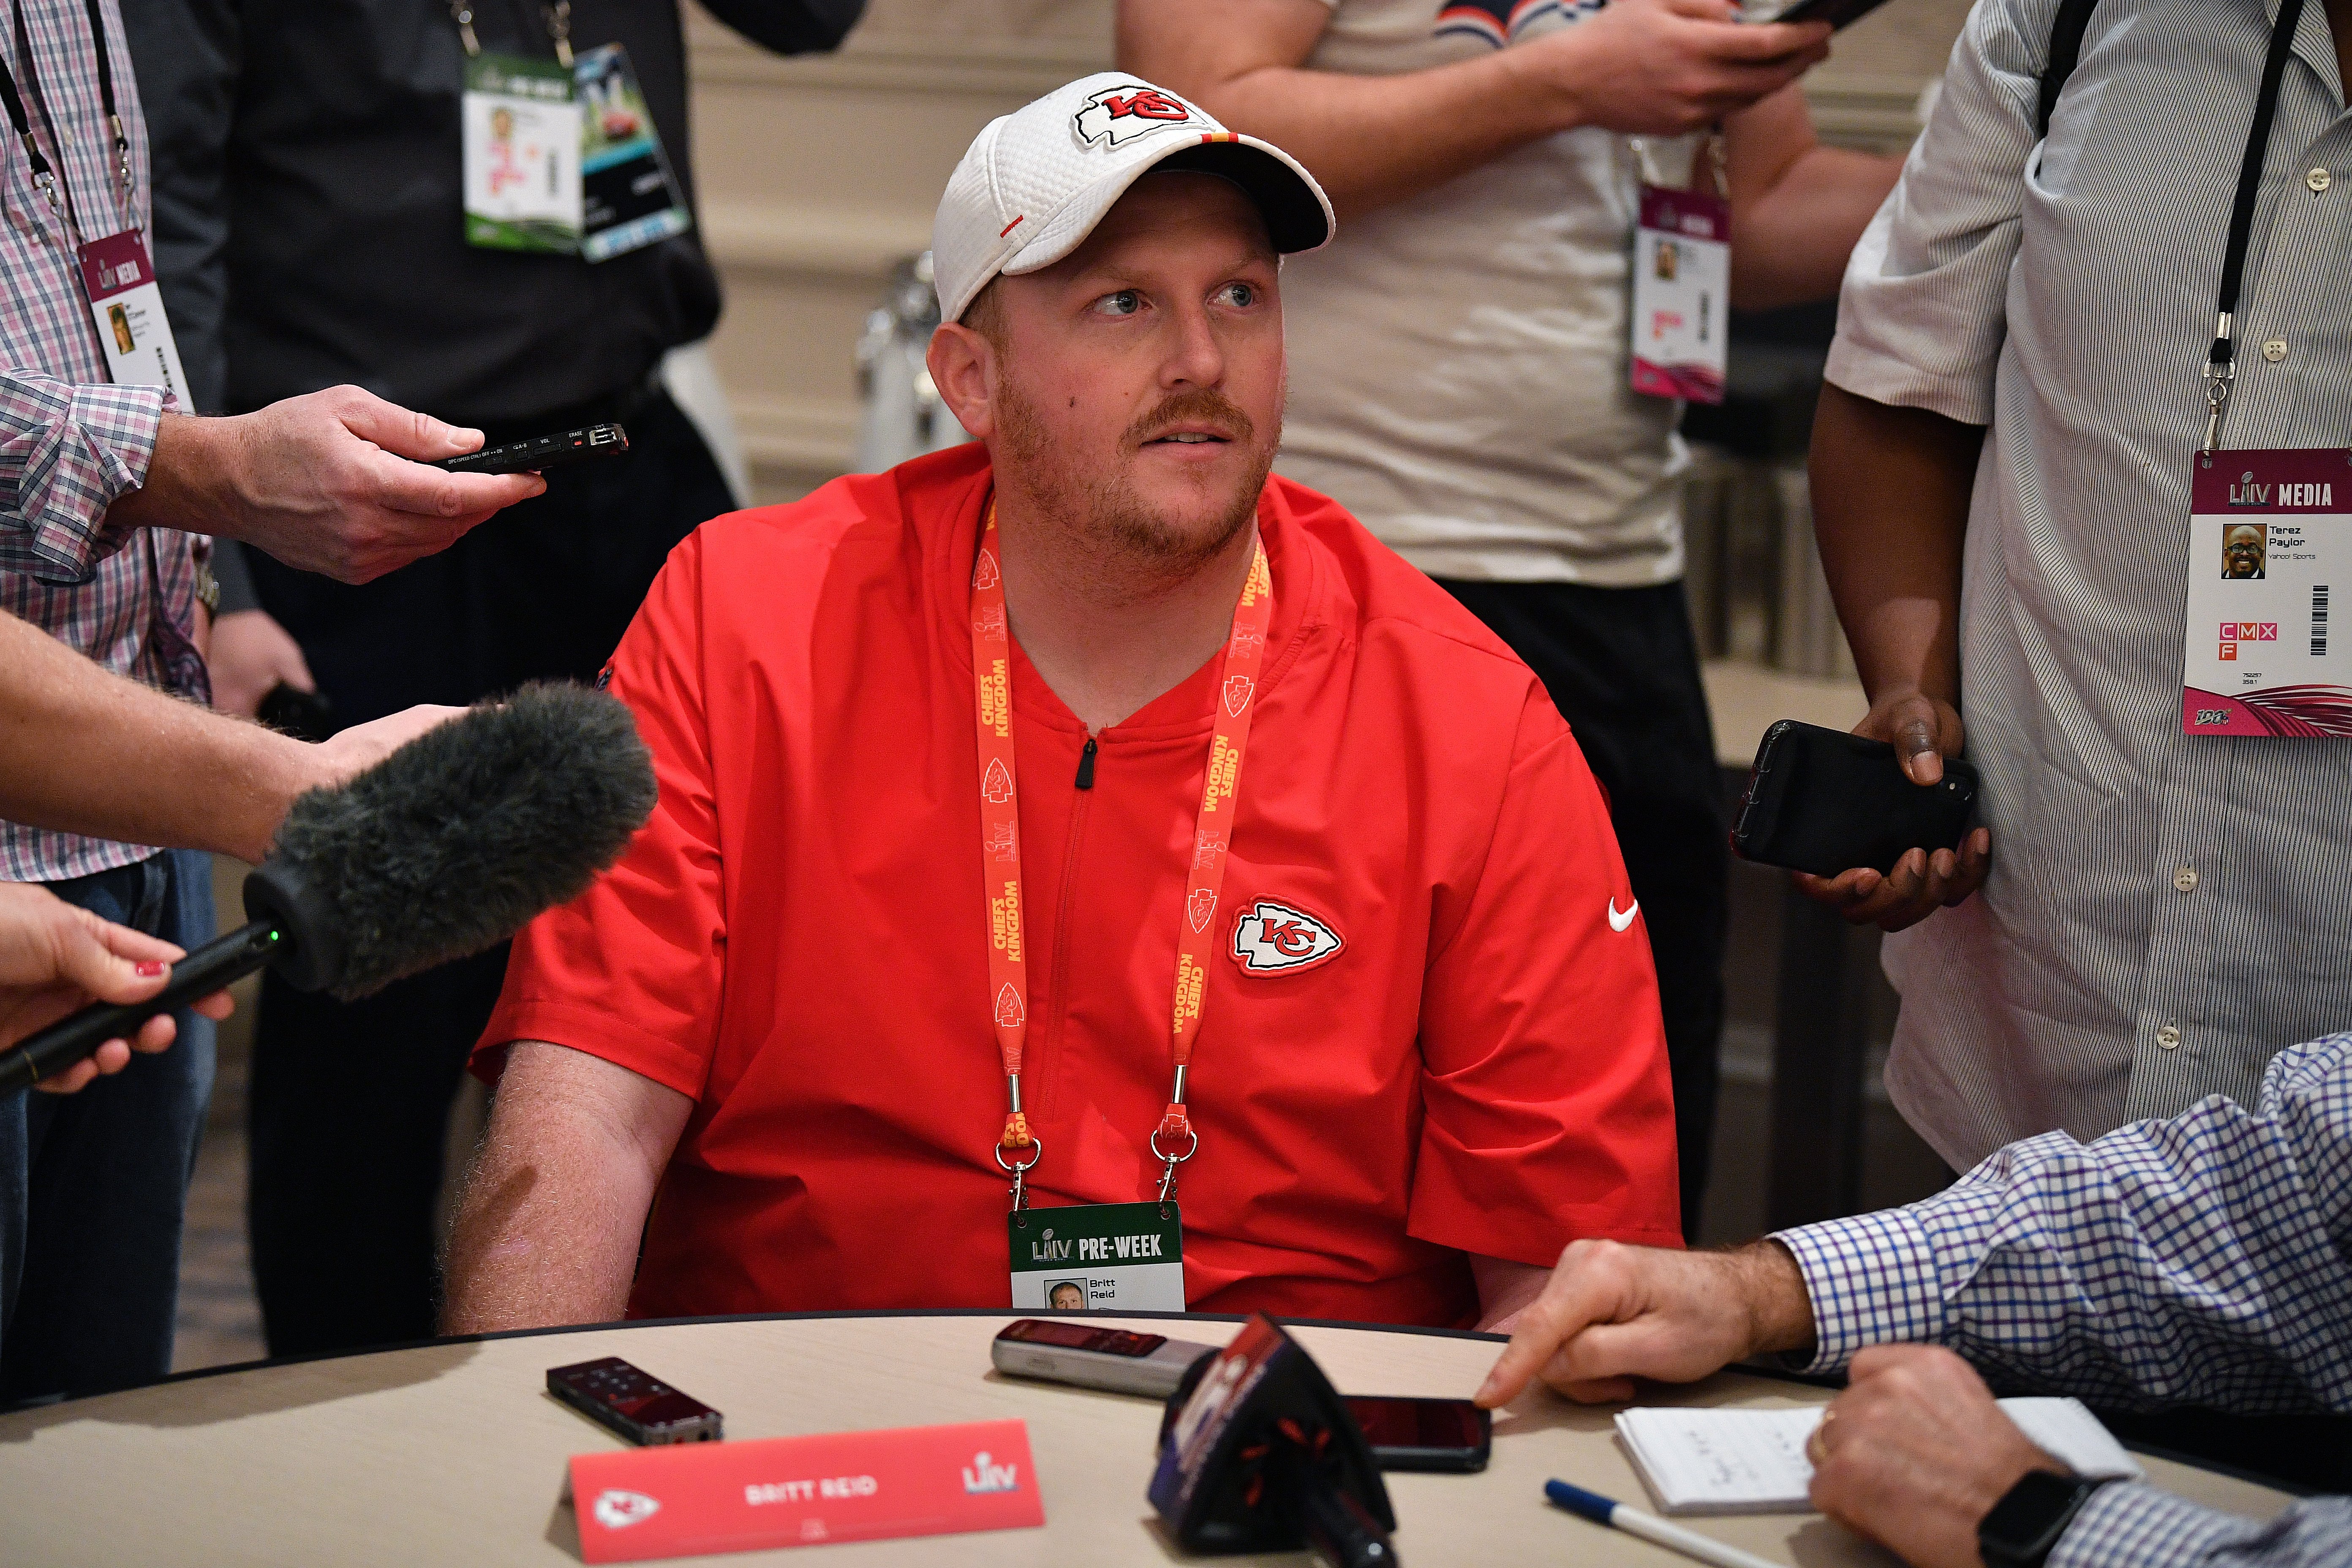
[745,1475,880,1506]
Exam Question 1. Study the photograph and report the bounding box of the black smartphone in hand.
[1762,0,1897,29]
[435,422,629,474]
[1730,718,1979,877]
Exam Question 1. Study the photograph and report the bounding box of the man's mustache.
[1124,389,1257,447]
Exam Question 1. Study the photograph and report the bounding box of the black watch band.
[1978,1470,2110,1568]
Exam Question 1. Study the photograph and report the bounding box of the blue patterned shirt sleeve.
[1775,1032,2352,1413]
[1772,1033,2352,1566]
[0,368,166,584]
[2050,1484,2352,1567]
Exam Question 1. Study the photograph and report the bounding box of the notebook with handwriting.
[1615,1398,2145,1515]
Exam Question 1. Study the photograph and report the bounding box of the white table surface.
[0,1312,2295,1567]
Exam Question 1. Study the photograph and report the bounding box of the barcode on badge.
[2315,585,2331,657]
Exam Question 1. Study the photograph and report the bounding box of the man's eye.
[1092,290,1142,317]
[1215,283,1258,309]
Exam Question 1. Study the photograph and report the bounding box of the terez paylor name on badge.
[2183,450,2352,735]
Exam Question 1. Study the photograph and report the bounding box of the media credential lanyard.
[2199,0,2307,454]
[2174,0,2352,736]
[0,2,189,402]
[969,501,1274,1214]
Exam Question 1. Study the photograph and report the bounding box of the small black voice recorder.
[546,1356,723,1446]
[436,422,629,474]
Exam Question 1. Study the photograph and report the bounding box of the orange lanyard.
[969,501,1274,1211]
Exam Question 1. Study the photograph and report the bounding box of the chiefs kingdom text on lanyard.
[968,501,1273,1212]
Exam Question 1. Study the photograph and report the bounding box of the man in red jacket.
[442,74,1679,1334]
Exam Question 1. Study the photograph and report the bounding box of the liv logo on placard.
[592,1489,662,1529]
[962,1450,1021,1494]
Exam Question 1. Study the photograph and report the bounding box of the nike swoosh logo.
[1608,898,1639,933]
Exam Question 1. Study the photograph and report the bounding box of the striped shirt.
[1778,1033,2352,1566]
[1828,0,2352,1167]
[0,0,203,884]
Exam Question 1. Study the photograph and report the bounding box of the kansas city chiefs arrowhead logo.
[982,758,1014,803]
[1073,83,1196,148]
[994,982,1025,1028]
[973,547,1000,590]
[1230,900,1344,975]
[593,1490,661,1531]
[1186,888,1217,933]
[1222,675,1254,717]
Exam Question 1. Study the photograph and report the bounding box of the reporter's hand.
[306,704,468,792]
[1473,1239,1815,1408]
[207,608,317,719]
[119,387,545,585]
[0,883,233,1094]
[1794,688,1991,932]
[1808,1345,2066,1568]
[1522,0,1831,138]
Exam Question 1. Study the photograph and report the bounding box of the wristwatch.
[1979,1470,2111,1567]
[192,557,220,616]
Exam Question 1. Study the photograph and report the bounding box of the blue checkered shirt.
[0,0,206,884]
[1776,1032,2352,1565]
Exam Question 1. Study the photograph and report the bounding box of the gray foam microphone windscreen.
[254,681,657,999]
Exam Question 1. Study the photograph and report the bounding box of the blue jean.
[0,849,217,1402]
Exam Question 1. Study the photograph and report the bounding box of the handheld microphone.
[1149,1315,1398,1568]
[0,682,656,1097]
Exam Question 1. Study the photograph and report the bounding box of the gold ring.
[1806,1409,1835,1465]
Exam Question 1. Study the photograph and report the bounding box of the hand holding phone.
[1736,710,1992,930]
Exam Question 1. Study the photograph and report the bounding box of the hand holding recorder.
[105,386,547,585]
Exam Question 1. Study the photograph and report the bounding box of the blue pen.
[1545,1479,1786,1568]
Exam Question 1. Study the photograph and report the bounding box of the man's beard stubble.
[996,381,1276,581]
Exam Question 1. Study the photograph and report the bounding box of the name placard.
[569,1418,1044,1562]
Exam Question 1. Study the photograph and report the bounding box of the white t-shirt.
[1276,0,1687,587]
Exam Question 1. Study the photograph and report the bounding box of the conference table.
[0,1311,2297,1565]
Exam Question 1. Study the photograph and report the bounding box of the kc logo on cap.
[1073,83,1196,148]
[929,71,1334,326]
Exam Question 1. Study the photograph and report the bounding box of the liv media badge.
[1008,1201,1185,1312]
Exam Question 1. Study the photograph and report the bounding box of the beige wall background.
[687,0,1976,506]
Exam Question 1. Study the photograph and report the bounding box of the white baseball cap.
[931,73,1334,325]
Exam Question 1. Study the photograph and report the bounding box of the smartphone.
[436,422,629,474]
[1342,1395,1492,1473]
[1763,0,1897,30]
[1730,718,1980,877]
[546,1356,723,1446]
[991,1318,1217,1399]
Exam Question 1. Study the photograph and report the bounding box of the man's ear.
[927,322,996,444]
